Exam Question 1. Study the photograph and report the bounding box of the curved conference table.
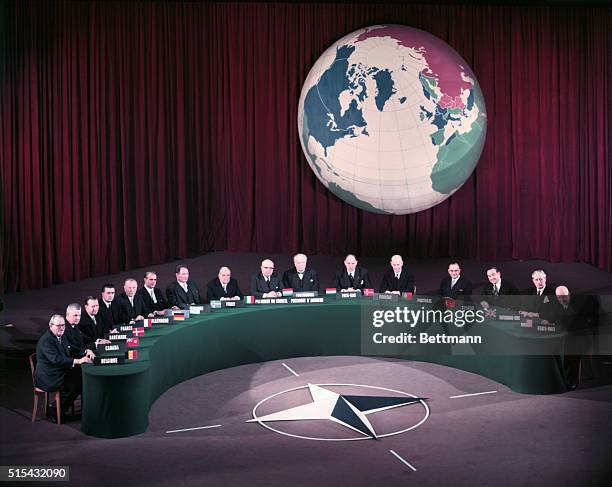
[82,300,567,438]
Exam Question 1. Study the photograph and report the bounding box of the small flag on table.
[325,288,337,295]
[402,292,414,300]
[363,288,375,296]
[127,349,138,361]
[244,295,255,304]
[127,337,139,347]
[173,312,186,321]
[443,297,456,309]
[132,327,145,337]
[282,288,294,296]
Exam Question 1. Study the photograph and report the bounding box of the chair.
[29,353,61,424]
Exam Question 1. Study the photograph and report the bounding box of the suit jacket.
[206,277,243,301]
[379,269,415,293]
[35,330,75,391]
[78,313,105,348]
[439,276,472,299]
[137,286,168,315]
[481,279,519,309]
[282,268,320,292]
[332,267,371,292]
[482,280,519,296]
[166,280,202,309]
[63,323,86,358]
[98,299,121,333]
[116,293,147,324]
[520,285,555,314]
[250,272,283,298]
[548,295,599,334]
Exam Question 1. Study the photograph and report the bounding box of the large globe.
[298,25,487,214]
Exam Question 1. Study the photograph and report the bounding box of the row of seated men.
[35,254,600,422]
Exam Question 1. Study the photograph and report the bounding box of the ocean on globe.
[297,25,487,215]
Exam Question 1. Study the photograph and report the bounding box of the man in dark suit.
[79,296,111,348]
[282,253,320,293]
[520,269,555,314]
[64,303,96,359]
[137,271,168,316]
[480,267,519,309]
[35,314,92,422]
[250,259,283,298]
[97,283,121,334]
[207,266,244,301]
[549,286,599,390]
[166,265,202,309]
[379,255,415,294]
[332,254,371,293]
[115,278,147,324]
[439,262,472,299]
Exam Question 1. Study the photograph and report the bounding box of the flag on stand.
[325,288,337,295]
[244,295,255,304]
[282,288,293,296]
[127,349,138,361]
[127,337,139,347]
[363,288,375,296]
[132,327,145,337]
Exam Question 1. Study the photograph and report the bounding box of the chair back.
[28,353,37,386]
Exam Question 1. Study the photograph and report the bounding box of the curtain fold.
[1,1,610,293]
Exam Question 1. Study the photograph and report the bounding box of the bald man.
[379,255,415,294]
[207,267,244,301]
[332,254,371,292]
[251,259,283,298]
[116,278,146,323]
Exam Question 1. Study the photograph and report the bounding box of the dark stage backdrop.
[1,1,610,293]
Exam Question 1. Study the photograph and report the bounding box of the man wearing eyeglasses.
[35,315,93,423]
[251,259,283,298]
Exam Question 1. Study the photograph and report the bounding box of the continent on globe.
[297,24,487,215]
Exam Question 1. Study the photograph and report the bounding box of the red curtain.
[1,2,611,293]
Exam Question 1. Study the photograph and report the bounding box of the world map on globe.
[298,25,487,215]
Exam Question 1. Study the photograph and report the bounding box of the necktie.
[348,273,354,287]
[451,278,458,288]
[58,336,62,344]
[129,297,134,307]
[150,288,157,303]
[395,273,400,280]
[493,285,498,296]
[223,284,227,293]
[92,315,96,325]
[298,273,303,280]
[266,278,271,291]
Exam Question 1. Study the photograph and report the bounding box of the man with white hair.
[206,266,243,301]
[282,253,320,292]
[521,270,554,313]
[251,259,283,298]
[35,314,93,422]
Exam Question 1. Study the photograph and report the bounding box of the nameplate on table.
[97,342,126,353]
[119,325,134,332]
[536,324,557,333]
[94,355,125,366]
[375,293,399,301]
[416,297,433,304]
[136,317,172,327]
[499,314,520,321]
[253,297,325,305]
[292,291,318,298]
[189,305,205,314]
[107,333,128,341]
[210,300,245,309]
[337,292,360,299]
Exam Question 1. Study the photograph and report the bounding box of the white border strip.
[389,450,417,471]
[166,424,222,434]
[282,362,299,376]
[450,390,497,399]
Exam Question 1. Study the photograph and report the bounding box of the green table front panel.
[82,302,566,438]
